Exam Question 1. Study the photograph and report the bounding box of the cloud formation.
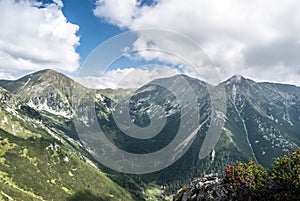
[0,0,80,78]
[94,0,300,86]
[77,66,181,89]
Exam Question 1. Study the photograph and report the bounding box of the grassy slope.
[0,129,134,201]
[0,104,135,201]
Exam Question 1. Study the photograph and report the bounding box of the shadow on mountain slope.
[67,190,107,201]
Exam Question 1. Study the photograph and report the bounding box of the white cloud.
[76,66,181,89]
[93,0,150,28]
[94,0,300,86]
[0,72,16,80]
[0,0,80,78]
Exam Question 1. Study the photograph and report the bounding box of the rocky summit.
[173,174,228,201]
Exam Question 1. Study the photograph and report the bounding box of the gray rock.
[173,173,229,201]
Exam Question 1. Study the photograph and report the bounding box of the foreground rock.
[173,173,229,201]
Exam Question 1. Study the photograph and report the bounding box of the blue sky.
[61,0,122,63]
[57,0,157,64]
[0,0,300,88]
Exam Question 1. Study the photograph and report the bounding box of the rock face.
[173,174,228,201]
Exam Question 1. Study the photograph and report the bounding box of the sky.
[0,0,300,88]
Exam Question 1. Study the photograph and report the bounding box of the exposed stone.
[173,173,229,201]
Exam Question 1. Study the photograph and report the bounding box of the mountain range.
[0,69,299,200]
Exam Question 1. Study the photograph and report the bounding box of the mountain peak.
[227,74,244,83]
[37,68,58,73]
[223,74,258,86]
[27,69,69,80]
[0,69,75,95]
[148,74,209,88]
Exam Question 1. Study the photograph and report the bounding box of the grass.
[0,127,135,201]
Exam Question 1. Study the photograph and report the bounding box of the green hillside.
[0,87,135,201]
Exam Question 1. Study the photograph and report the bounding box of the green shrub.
[224,149,300,200]
[224,160,267,200]
[268,149,300,200]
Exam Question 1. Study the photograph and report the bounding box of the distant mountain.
[0,69,77,118]
[95,73,300,191]
[0,69,299,198]
[223,75,300,166]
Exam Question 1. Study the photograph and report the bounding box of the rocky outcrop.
[173,173,229,201]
